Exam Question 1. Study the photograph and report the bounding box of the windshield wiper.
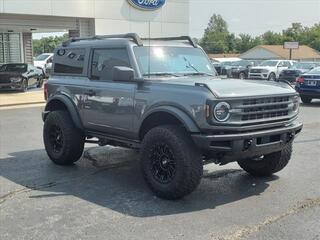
[143,72,180,77]
[183,72,215,77]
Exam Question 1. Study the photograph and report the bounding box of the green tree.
[261,31,283,45]
[200,14,231,53]
[33,34,69,56]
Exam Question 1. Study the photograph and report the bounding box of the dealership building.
[0,0,190,64]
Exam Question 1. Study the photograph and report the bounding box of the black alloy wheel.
[150,143,177,184]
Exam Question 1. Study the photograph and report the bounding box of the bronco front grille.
[223,95,297,126]
[240,96,290,121]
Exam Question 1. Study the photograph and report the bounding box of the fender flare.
[140,106,200,133]
[43,95,83,130]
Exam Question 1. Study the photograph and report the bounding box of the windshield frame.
[133,46,216,79]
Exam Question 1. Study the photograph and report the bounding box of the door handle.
[84,89,96,96]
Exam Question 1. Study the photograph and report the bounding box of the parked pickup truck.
[42,33,303,200]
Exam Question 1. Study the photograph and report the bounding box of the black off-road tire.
[141,125,203,200]
[239,72,246,79]
[268,72,276,81]
[43,111,84,165]
[238,143,292,177]
[301,96,312,104]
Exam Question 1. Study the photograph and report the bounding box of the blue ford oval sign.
[128,0,166,11]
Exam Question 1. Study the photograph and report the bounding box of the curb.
[0,101,46,108]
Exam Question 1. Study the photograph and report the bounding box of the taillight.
[44,82,48,101]
[296,76,304,84]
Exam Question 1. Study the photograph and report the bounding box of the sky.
[190,0,320,38]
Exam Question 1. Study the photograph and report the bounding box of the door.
[276,61,290,77]
[82,48,136,138]
[27,65,37,86]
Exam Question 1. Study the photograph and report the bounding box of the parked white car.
[34,53,54,76]
[249,60,295,81]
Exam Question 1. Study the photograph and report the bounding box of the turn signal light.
[296,76,305,84]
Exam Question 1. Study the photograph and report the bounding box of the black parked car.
[230,60,257,79]
[0,63,44,92]
[279,62,320,83]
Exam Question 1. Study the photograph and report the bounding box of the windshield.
[0,64,27,72]
[290,62,317,69]
[308,67,320,75]
[231,60,250,67]
[35,54,50,61]
[259,60,278,67]
[133,46,216,77]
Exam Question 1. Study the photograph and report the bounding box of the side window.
[278,61,284,67]
[54,48,85,74]
[91,48,130,81]
[282,61,290,67]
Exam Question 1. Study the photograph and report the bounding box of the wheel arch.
[139,106,200,140]
[43,95,83,130]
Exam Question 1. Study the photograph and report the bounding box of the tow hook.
[244,139,253,151]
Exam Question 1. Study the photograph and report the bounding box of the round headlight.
[292,96,300,112]
[214,102,231,122]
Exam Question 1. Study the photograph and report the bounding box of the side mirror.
[112,66,135,82]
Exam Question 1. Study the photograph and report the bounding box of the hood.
[250,66,274,70]
[159,76,296,98]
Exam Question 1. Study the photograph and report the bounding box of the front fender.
[141,106,200,133]
[43,95,83,130]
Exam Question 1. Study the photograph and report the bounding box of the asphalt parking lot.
[0,101,319,240]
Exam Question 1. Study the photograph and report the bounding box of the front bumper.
[192,122,303,162]
[0,82,22,90]
[296,87,320,99]
[248,73,269,80]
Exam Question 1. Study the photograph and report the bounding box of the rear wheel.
[301,96,312,104]
[141,125,203,200]
[238,143,292,177]
[43,111,84,165]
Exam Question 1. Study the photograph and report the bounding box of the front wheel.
[239,72,246,79]
[43,111,84,165]
[37,77,44,88]
[20,79,28,92]
[141,125,203,200]
[301,96,312,104]
[268,72,276,81]
[238,143,292,177]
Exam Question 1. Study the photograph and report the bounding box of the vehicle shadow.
[300,99,320,108]
[0,148,278,218]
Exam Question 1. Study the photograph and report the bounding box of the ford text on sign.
[128,0,166,10]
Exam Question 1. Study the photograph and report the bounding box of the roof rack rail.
[141,36,197,47]
[62,33,143,47]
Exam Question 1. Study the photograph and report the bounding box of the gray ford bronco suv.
[42,33,303,200]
